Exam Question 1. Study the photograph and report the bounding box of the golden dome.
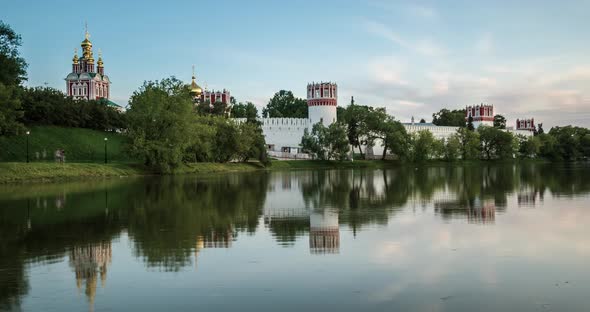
[97,49,103,67]
[81,28,92,48]
[72,49,79,64]
[190,76,202,95]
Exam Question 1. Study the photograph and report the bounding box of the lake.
[1,163,590,311]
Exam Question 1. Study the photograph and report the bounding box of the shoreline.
[0,159,551,184]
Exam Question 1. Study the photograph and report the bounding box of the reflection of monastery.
[69,242,112,311]
[263,173,340,253]
[434,197,496,224]
[194,229,233,266]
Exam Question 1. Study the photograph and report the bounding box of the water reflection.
[1,163,590,310]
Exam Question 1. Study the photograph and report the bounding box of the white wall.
[308,105,337,128]
[234,118,309,151]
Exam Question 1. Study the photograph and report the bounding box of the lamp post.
[104,137,108,164]
[26,131,30,163]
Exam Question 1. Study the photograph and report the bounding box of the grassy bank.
[0,160,397,183]
[0,158,553,184]
[0,162,270,183]
[0,126,135,162]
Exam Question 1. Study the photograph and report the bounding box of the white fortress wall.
[234,117,309,151]
[403,124,459,140]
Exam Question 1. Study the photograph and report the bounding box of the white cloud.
[408,4,438,19]
[364,21,446,57]
[475,33,494,54]
[368,56,408,86]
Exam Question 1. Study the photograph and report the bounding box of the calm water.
[1,164,590,312]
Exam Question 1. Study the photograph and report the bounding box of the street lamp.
[26,131,30,163]
[104,137,108,164]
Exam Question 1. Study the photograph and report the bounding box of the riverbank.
[0,160,404,183]
[0,159,552,183]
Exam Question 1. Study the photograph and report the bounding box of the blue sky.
[3,0,590,127]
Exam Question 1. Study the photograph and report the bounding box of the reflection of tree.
[126,174,269,271]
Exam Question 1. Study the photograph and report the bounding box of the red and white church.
[65,28,122,110]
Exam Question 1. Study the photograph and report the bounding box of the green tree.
[212,119,239,162]
[300,122,328,160]
[385,121,410,161]
[456,127,480,160]
[443,135,461,161]
[262,90,307,118]
[235,121,268,164]
[231,101,258,121]
[411,130,436,162]
[478,126,516,160]
[548,126,590,160]
[363,108,395,160]
[493,114,506,129]
[419,118,426,123]
[432,108,466,127]
[342,103,371,158]
[467,116,475,131]
[126,77,194,172]
[536,123,544,135]
[0,83,24,135]
[186,116,216,162]
[0,21,27,86]
[538,133,559,160]
[518,135,541,158]
[326,122,350,161]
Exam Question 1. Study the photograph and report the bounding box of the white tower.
[307,82,337,128]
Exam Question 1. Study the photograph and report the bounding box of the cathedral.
[65,27,122,110]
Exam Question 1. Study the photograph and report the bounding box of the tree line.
[126,78,269,173]
[300,99,590,162]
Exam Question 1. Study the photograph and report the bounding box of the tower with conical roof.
[65,24,117,109]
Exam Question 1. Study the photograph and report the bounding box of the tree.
[235,121,268,164]
[126,77,194,173]
[443,135,461,161]
[456,127,480,160]
[342,103,370,158]
[538,133,559,160]
[536,123,544,135]
[518,135,541,158]
[0,21,27,86]
[363,107,395,160]
[385,121,410,160]
[212,119,239,162]
[262,90,307,118]
[467,116,475,131]
[493,114,506,129]
[547,126,590,160]
[211,101,229,117]
[411,130,436,162]
[478,126,516,160]
[326,122,350,161]
[300,123,327,160]
[231,101,258,121]
[419,118,426,123]
[0,83,24,135]
[432,108,466,127]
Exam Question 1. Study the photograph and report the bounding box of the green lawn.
[0,126,135,162]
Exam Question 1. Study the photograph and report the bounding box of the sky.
[3,0,590,128]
